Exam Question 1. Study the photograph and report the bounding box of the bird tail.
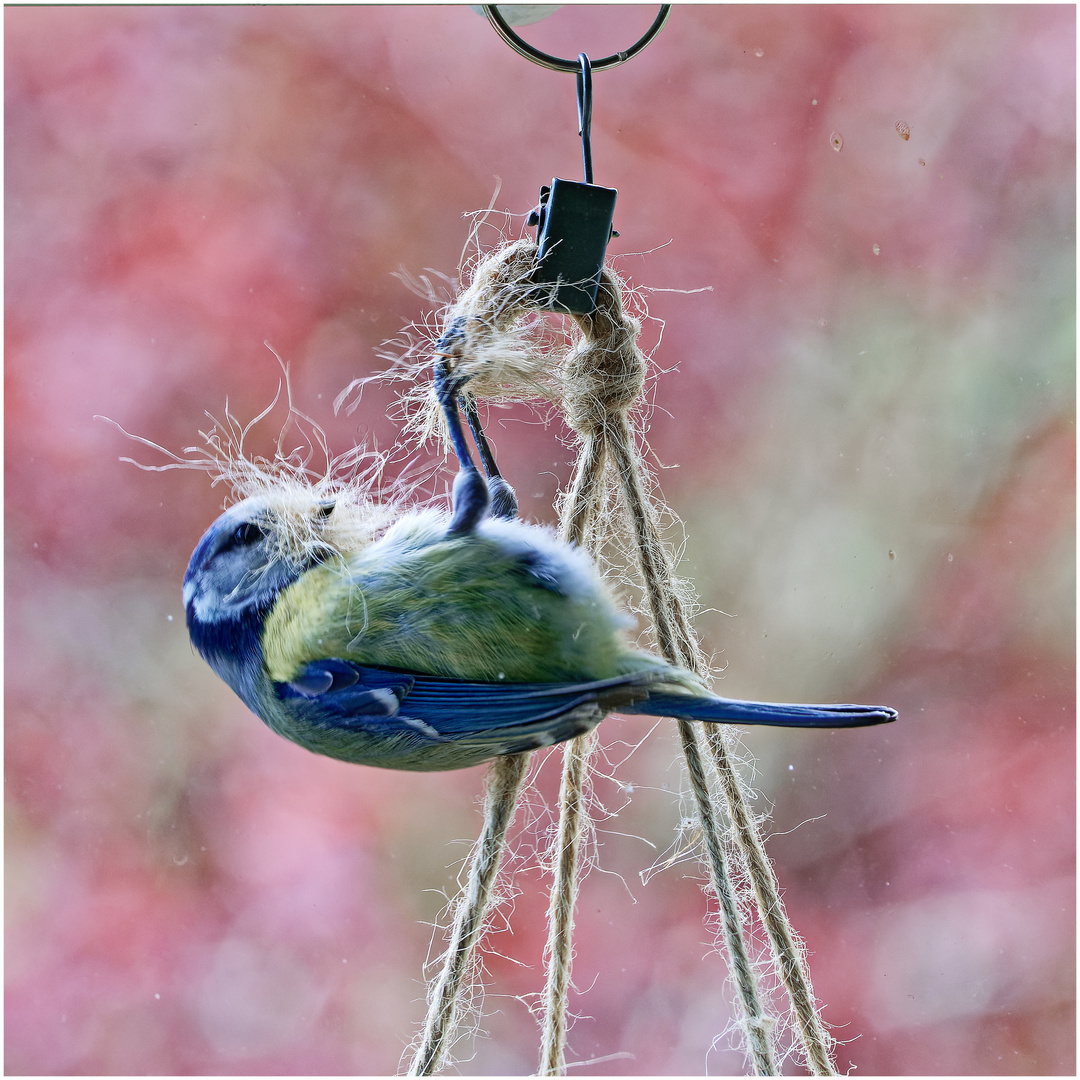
[627,692,897,729]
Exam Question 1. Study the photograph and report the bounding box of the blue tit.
[183,483,896,772]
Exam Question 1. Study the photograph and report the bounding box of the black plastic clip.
[529,178,617,315]
[527,53,618,316]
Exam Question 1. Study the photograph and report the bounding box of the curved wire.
[576,53,593,184]
[482,5,671,73]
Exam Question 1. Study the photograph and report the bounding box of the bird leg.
[461,396,518,521]
[434,357,490,536]
[433,321,519,531]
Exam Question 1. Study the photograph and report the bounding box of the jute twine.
[408,753,529,1075]
[407,241,836,1076]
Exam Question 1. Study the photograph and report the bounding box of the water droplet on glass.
[753,47,764,57]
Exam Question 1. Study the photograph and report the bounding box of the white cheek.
[190,585,226,624]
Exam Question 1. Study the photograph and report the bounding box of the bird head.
[183,496,318,624]
[184,486,396,629]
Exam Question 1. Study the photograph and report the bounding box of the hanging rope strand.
[537,425,610,1077]
[552,270,779,1074]
[596,310,836,1072]
[574,271,837,1076]
[537,731,595,1075]
[408,752,531,1076]
[678,719,777,1073]
[706,727,837,1075]
[606,406,777,1076]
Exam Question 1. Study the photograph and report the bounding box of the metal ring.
[482,5,671,73]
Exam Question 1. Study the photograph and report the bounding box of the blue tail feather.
[628,692,897,729]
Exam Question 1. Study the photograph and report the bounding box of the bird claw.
[432,360,471,407]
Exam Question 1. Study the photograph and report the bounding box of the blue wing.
[275,659,895,752]
[274,659,656,760]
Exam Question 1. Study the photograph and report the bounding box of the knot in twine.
[563,272,646,435]
[431,240,645,428]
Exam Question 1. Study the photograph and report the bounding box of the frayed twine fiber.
[432,237,557,402]
[408,240,836,1077]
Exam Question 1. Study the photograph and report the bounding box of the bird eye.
[230,522,264,547]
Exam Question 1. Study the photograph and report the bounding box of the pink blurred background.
[5,5,1074,1075]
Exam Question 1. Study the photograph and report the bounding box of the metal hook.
[482,5,672,73]
[576,53,593,185]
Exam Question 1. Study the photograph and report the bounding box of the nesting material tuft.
[103,361,402,567]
